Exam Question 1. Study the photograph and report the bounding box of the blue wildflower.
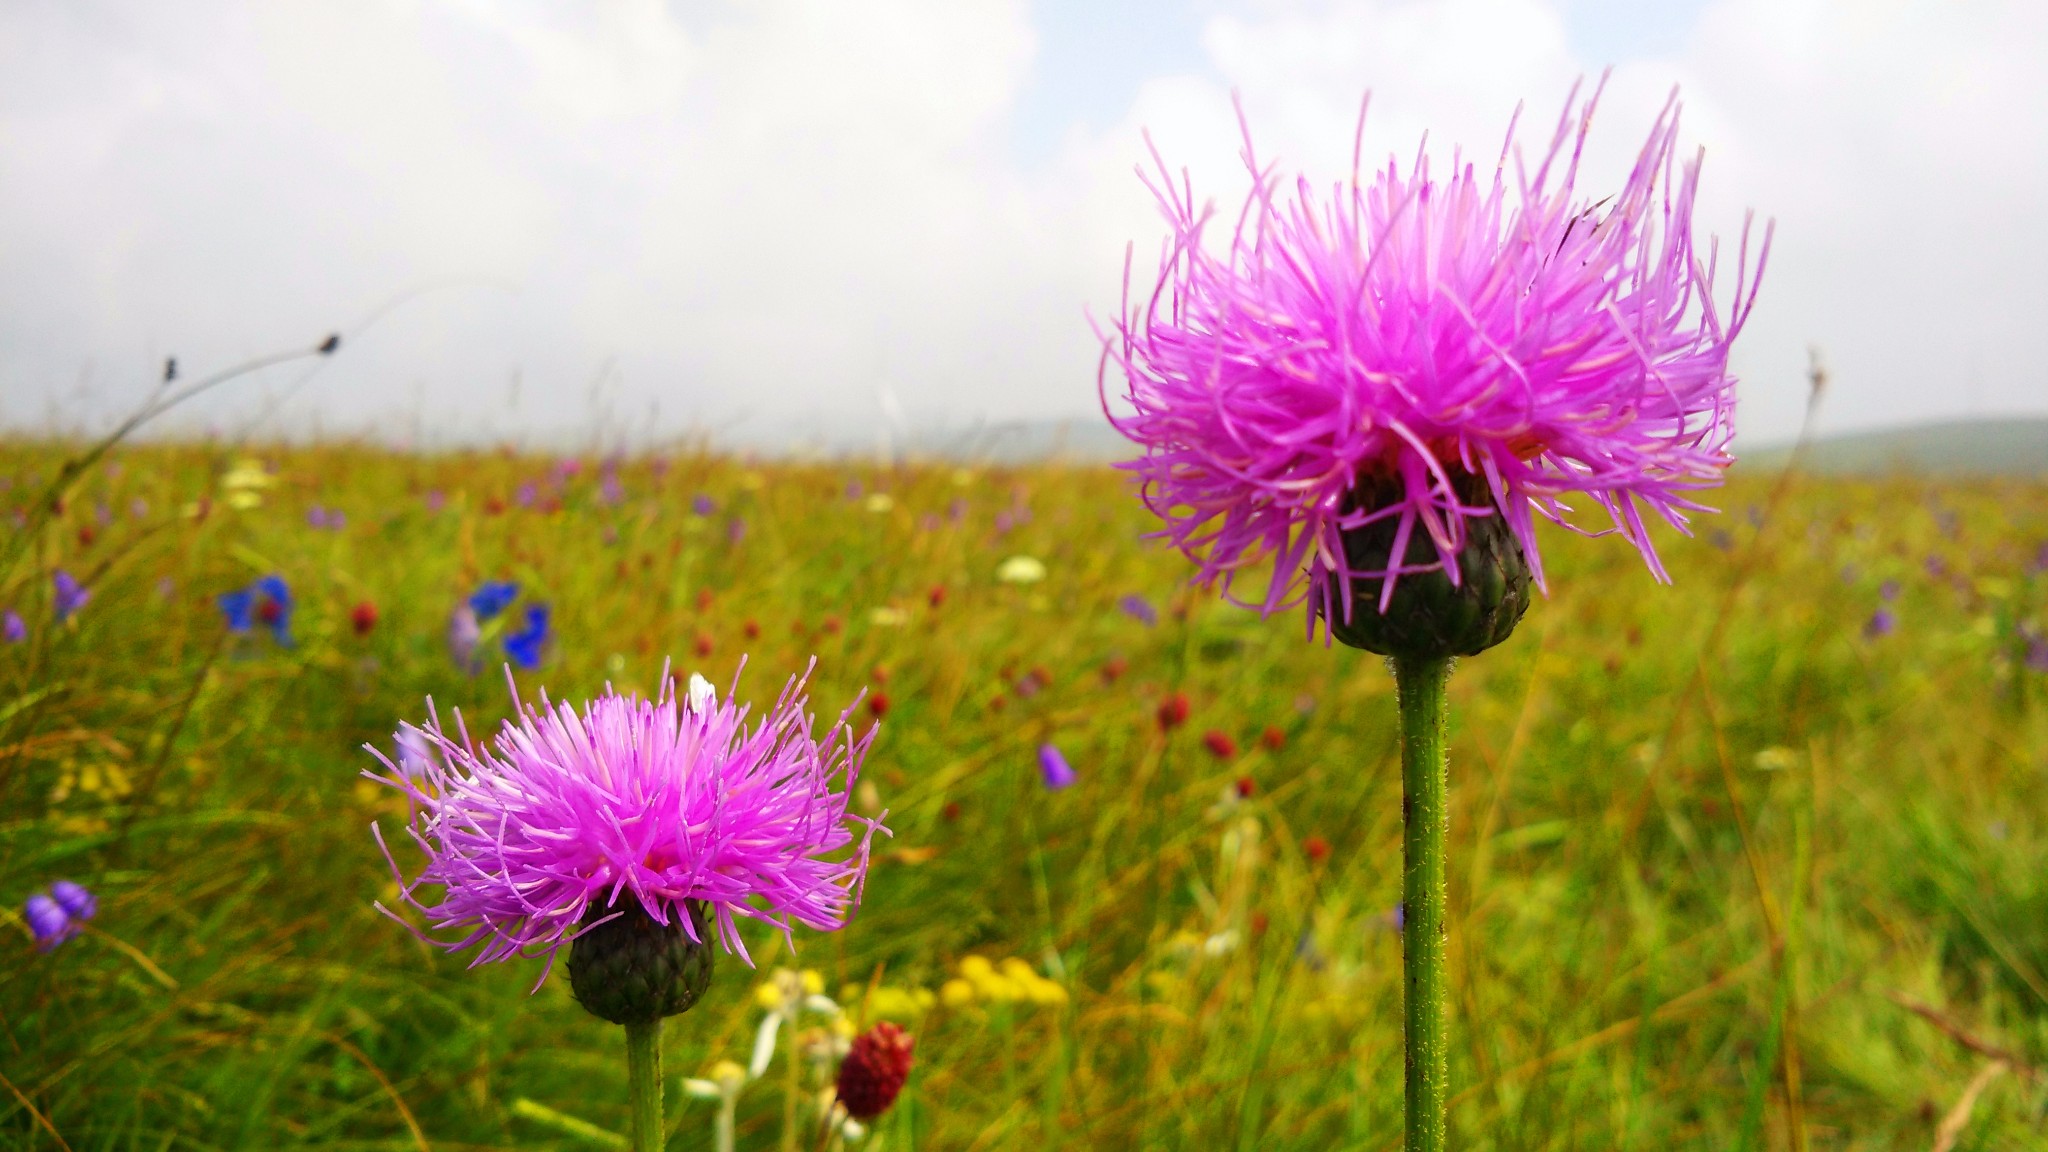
[1117,594,1158,627]
[503,603,551,670]
[25,894,75,951]
[24,880,93,952]
[50,880,96,922]
[221,575,292,645]
[1864,607,1897,639]
[52,570,88,622]
[468,581,520,621]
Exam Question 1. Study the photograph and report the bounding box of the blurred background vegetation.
[2,441,2046,1150]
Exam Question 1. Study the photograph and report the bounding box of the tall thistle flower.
[1098,81,1765,1152]
[367,663,882,1152]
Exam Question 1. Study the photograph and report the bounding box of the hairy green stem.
[1396,654,1451,1152]
[625,1019,664,1152]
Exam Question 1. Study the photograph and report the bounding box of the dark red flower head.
[1203,730,1238,759]
[351,601,379,636]
[836,1021,916,1120]
[1157,692,1189,731]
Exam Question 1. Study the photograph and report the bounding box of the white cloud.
[0,0,2042,448]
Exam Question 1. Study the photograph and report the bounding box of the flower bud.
[1323,473,1530,658]
[835,1021,916,1120]
[567,896,715,1026]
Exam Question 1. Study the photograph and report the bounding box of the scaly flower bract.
[367,666,883,980]
[1098,82,1768,633]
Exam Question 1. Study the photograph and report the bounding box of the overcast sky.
[2,0,2043,450]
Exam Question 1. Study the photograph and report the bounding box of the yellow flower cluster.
[839,984,937,1022]
[753,968,825,1010]
[940,955,1070,1008]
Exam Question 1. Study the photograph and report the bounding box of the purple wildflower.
[726,517,747,545]
[2033,543,2048,574]
[25,894,75,951]
[692,493,717,517]
[600,473,625,506]
[49,880,96,922]
[52,570,89,622]
[367,666,883,971]
[448,605,481,670]
[2024,629,2048,675]
[394,723,438,777]
[845,479,864,501]
[948,498,968,524]
[1117,594,1159,627]
[1098,84,1766,632]
[307,505,329,529]
[1038,744,1077,791]
[425,490,446,514]
[1864,607,1896,639]
[515,482,539,509]
[1926,555,1947,579]
[1879,580,1901,602]
[3,610,23,643]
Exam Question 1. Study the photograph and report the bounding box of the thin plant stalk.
[625,1019,664,1152]
[1396,654,1451,1152]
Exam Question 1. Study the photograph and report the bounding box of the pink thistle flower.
[1098,81,1768,637]
[366,663,884,985]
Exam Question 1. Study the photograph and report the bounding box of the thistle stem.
[625,1019,664,1152]
[1395,654,1451,1152]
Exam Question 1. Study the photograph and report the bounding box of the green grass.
[3,441,2046,1150]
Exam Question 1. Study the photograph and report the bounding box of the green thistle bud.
[567,896,716,1026]
[1324,473,1531,659]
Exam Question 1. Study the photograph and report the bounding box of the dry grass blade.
[1931,1060,2006,1152]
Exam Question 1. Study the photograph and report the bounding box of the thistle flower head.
[1099,81,1767,638]
[368,664,883,984]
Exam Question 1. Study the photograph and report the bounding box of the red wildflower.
[694,633,714,658]
[869,693,891,719]
[836,1022,916,1120]
[1157,692,1189,730]
[744,618,761,640]
[1304,835,1330,863]
[1102,656,1128,684]
[1203,730,1238,759]
[1235,776,1255,799]
[928,584,948,608]
[1260,725,1286,751]
[351,601,379,635]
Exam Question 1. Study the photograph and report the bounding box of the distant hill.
[1745,417,2048,476]
[752,413,2048,475]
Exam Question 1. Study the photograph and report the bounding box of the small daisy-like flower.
[367,665,883,981]
[1099,81,1767,648]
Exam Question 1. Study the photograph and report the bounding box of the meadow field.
[2,441,2046,1151]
